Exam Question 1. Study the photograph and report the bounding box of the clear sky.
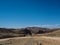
[0,0,60,28]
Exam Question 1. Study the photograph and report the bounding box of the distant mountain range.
[0,27,60,39]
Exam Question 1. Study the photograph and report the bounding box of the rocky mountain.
[0,27,60,38]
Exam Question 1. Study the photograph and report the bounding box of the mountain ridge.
[0,27,60,38]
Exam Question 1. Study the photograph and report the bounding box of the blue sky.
[0,0,60,28]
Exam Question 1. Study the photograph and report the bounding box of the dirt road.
[0,36,60,45]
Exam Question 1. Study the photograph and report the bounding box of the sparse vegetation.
[0,27,60,45]
[0,27,60,39]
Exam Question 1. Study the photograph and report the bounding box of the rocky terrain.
[0,27,60,39]
[0,27,60,45]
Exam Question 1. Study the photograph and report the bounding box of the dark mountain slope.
[0,27,60,38]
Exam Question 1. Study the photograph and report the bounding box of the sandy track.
[0,36,60,41]
[0,36,60,45]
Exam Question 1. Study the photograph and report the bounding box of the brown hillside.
[0,27,60,38]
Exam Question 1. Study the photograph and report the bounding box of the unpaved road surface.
[0,36,60,45]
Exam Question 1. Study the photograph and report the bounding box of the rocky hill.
[0,27,60,38]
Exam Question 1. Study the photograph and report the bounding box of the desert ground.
[0,36,60,45]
